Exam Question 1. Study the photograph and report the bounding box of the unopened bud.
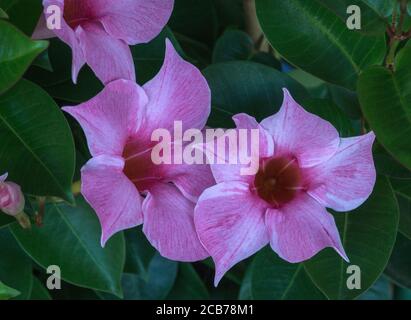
[0,172,26,217]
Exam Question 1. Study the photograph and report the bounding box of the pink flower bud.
[0,173,25,216]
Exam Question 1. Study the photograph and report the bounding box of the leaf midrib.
[0,111,67,197]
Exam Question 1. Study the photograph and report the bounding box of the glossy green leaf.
[10,197,125,296]
[385,233,411,289]
[0,228,32,300]
[249,247,326,300]
[30,277,51,300]
[167,263,209,300]
[358,45,411,170]
[0,80,75,201]
[0,280,20,300]
[0,0,42,35]
[212,30,254,63]
[357,275,393,300]
[256,0,386,89]
[318,0,388,35]
[305,176,399,299]
[203,61,308,127]
[98,254,178,300]
[0,20,47,94]
[123,227,156,279]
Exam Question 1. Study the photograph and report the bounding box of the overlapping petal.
[194,182,269,286]
[81,155,143,246]
[304,132,376,212]
[63,79,148,157]
[142,183,208,262]
[266,193,348,263]
[261,89,340,167]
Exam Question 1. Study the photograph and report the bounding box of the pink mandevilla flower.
[0,173,25,216]
[33,0,174,84]
[63,40,214,262]
[194,89,376,286]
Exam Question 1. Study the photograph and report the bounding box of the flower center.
[253,156,302,207]
[122,140,163,192]
[64,0,95,29]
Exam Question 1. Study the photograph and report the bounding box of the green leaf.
[169,0,218,45]
[203,61,308,127]
[0,0,42,35]
[10,197,125,297]
[374,151,411,240]
[247,247,325,300]
[98,254,178,300]
[305,176,399,299]
[357,275,393,300]
[0,7,8,19]
[0,20,47,94]
[212,29,254,63]
[385,233,411,289]
[256,0,386,89]
[167,263,209,300]
[0,80,75,201]
[123,227,156,279]
[30,277,51,300]
[0,281,20,300]
[318,0,388,35]
[358,45,411,170]
[0,213,13,229]
[0,228,32,300]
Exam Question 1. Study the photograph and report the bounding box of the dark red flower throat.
[253,156,303,208]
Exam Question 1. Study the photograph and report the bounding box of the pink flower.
[33,0,174,84]
[0,173,25,216]
[194,89,376,285]
[63,40,214,262]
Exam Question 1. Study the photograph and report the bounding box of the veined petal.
[304,132,376,212]
[194,182,269,286]
[209,114,274,184]
[43,0,86,83]
[142,183,208,262]
[96,0,174,45]
[266,193,348,263]
[261,89,340,167]
[140,39,211,142]
[81,155,143,247]
[76,22,135,84]
[63,79,148,157]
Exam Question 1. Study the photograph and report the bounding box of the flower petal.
[141,39,211,141]
[266,193,348,263]
[0,173,8,182]
[194,182,269,286]
[81,155,143,247]
[32,14,55,39]
[209,113,274,184]
[142,183,208,262]
[261,89,340,167]
[43,0,85,83]
[76,22,135,84]
[63,79,148,157]
[304,132,376,212]
[96,0,174,45]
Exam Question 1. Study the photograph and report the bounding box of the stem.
[386,0,408,70]
[243,0,269,52]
